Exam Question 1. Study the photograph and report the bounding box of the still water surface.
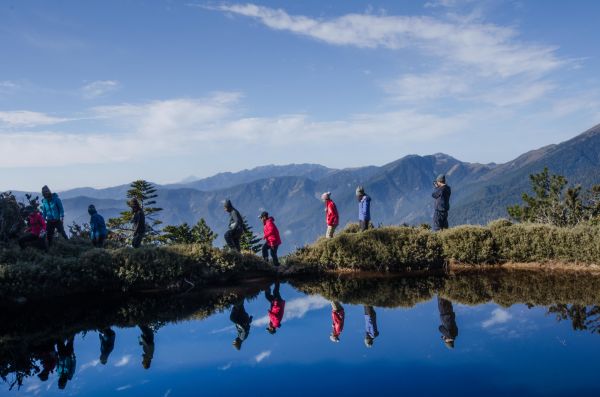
[2,272,599,397]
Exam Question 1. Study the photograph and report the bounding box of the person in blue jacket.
[356,186,371,231]
[40,185,68,245]
[88,204,108,247]
[432,175,451,231]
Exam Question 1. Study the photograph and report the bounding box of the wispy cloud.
[114,354,132,367]
[116,384,133,392]
[82,80,120,99]
[254,350,271,363]
[482,308,512,328]
[219,362,233,371]
[0,110,69,127]
[79,359,100,373]
[254,295,329,327]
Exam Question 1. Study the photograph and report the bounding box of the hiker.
[438,296,458,349]
[99,328,116,365]
[230,299,252,350]
[364,306,380,348]
[223,199,243,252]
[321,192,339,238]
[432,174,451,231]
[41,185,68,245]
[330,301,345,343]
[88,204,108,248]
[129,198,145,248]
[356,186,371,231]
[260,211,282,267]
[33,341,57,382]
[138,325,155,369]
[265,280,285,335]
[18,203,47,250]
[56,336,76,390]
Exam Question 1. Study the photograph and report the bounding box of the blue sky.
[1,0,600,191]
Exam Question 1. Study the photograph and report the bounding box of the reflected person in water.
[437,296,458,348]
[364,306,380,348]
[33,340,57,382]
[265,280,285,334]
[330,301,345,343]
[56,336,76,390]
[138,325,155,369]
[99,328,116,365]
[230,299,253,350]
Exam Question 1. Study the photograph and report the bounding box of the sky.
[1,0,600,191]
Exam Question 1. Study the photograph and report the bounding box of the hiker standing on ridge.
[432,174,451,231]
[260,211,282,267]
[321,192,339,238]
[130,198,145,248]
[88,204,108,248]
[223,199,243,252]
[356,186,371,231]
[41,185,68,245]
[18,202,47,250]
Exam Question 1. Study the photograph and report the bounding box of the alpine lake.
[2,269,600,397]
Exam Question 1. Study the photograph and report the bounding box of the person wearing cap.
[260,211,282,267]
[265,280,285,335]
[356,186,371,231]
[364,305,380,348]
[321,192,339,238]
[432,175,451,231]
[437,296,458,349]
[223,199,243,252]
[129,198,145,248]
[330,301,345,343]
[40,185,68,245]
[88,204,108,248]
[230,298,252,350]
[18,202,47,250]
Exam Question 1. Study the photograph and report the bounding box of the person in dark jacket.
[356,186,371,231]
[129,198,145,248]
[138,325,154,369]
[265,280,285,335]
[56,336,76,390]
[364,305,380,348]
[437,296,458,349]
[223,199,243,252]
[260,211,282,267]
[432,175,451,231]
[88,204,108,248]
[99,328,116,365]
[230,299,253,350]
[18,203,47,251]
[33,340,58,382]
[41,185,68,245]
[330,301,345,343]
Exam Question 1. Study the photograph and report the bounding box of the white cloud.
[79,359,100,373]
[219,362,233,371]
[253,295,329,327]
[207,3,563,78]
[385,73,470,102]
[116,385,133,391]
[114,354,132,367]
[82,80,120,99]
[254,350,271,363]
[0,110,69,127]
[482,308,512,328]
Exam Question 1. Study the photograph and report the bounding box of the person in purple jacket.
[356,186,371,231]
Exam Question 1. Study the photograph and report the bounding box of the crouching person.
[260,211,281,267]
[88,204,108,247]
[19,204,47,250]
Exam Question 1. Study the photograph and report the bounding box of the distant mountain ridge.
[9,123,600,253]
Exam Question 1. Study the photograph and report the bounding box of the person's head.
[41,185,51,199]
[266,324,277,334]
[58,374,68,389]
[100,353,109,365]
[38,371,49,382]
[356,186,365,200]
[436,174,446,186]
[364,335,374,348]
[142,356,152,369]
[330,334,340,343]
[223,199,233,212]
[259,211,269,223]
[321,192,331,202]
[128,198,140,211]
[442,336,455,349]
[88,204,97,215]
[232,337,243,350]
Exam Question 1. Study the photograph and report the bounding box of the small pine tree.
[240,216,262,253]
[160,218,218,246]
[191,218,218,246]
[68,221,90,239]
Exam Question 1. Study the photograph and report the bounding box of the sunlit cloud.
[116,384,133,391]
[82,80,120,99]
[79,359,100,373]
[0,110,70,127]
[482,308,512,328]
[255,350,271,363]
[114,354,132,367]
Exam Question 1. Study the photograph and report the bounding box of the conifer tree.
[240,216,262,253]
[161,218,217,246]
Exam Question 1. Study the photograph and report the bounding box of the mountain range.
[10,123,600,253]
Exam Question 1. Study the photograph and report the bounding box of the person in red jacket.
[265,281,285,334]
[19,204,47,250]
[330,301,345,343]
[260,211,282,267]
[321,192,339,238]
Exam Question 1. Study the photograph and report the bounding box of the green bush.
[440,226,496,264]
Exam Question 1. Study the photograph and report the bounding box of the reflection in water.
[265,281,285,335]
[138,325,155,370]
[56,336,76,390]
[330,301,345,343]
[364,306,379,348]
[437,296,458,349]
[549,304,600,334]
[99,328,116,365]
[33,341,57,382]
[230,299,253,350]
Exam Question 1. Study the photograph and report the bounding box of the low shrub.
[440,226,496,264]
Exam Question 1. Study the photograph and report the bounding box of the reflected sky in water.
[4,281,600,397]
